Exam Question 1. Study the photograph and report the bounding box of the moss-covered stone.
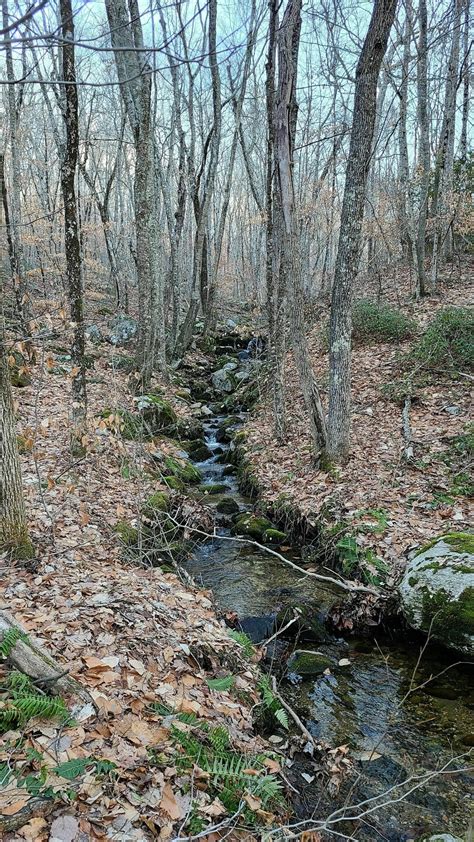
[185,439,213,461]
[163,475,185,491]
[262,528,287,545]
[144,491,170,513]
[197,483,229,496]
[110,354,135,372]
[163,456,201,485]
[9,350,31,387]
[115,521,139,546]
[399,534,474,655]
[287,650,333,676]
[216,497,240,515]
[222,465,236,477]
[231,514,273,540]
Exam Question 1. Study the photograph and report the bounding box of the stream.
[183,412,473,841]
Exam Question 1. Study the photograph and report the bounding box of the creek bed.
[182,414,473,841]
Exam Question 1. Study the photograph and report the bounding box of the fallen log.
[0,609,93,705]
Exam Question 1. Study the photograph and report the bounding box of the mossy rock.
[110,354,136,372]
[262,528,287,545]
[163,456,201,485]
[216,497,240,515]
[216,416,242,443]
[144,491,170,513]
[231,514,273,540]
[197,483,229,496]
[8,351,31,387]
[287,650,333,676]
[163,475,185,491]
[184,440,213,461]
[399,533,474,655]
[140,393,178,430]
[222,465,236,477]
[115,521,139,546]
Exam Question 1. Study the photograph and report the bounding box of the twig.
[402,395,414,461]
[270,676,318,751]
[261,613,299,648]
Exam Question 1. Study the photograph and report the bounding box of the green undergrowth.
[0,669,69,735]
[352,299,416,345]
[407,307,473,372]
[150,702,284,829]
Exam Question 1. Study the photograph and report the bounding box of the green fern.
[258,676,289,730]
[0,629,29,658]
[0,669,68,734]
[206,675,235,692]
[228,630,255,658]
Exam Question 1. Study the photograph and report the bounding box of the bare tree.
[59,0,87,449]
[2,0,32,333]
[0,155,33,560]
[327,0,398,462]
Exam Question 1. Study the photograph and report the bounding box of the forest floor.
[242,262,473,589]
[1,331,288,839]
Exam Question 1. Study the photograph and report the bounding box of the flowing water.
[183,414,473,841]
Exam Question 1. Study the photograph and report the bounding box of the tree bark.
[1,0,32,334]
[327,0,397,462]
[60,0,87,447]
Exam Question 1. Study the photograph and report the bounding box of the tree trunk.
[1,0,32,334]
[0,324,33,559]
[59,0,87,448]
[327,0,397,462]
[273,0,327,460]
[414,0,429,298]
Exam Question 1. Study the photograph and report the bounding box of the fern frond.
[275,708,289,730]
[0,629,28,658]
[228,630,255,658]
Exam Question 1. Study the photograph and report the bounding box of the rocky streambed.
[174,339,473,842]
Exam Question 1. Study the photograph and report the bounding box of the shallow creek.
[183,415,473,841]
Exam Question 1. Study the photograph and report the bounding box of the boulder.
[108,314,138,345]
[231,514,274,541]
[287,650,333,676]
[85,324,103,344]
[216,497,240,515]
[262,528,287,545]
[398,533,474,655]
[8,350,31,387]
[211,367,236,393]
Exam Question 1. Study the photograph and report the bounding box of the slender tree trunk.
[0,165,33,557]
[430,0,463,282]
[274,0,327,460]
[1,0,32,333]
[414,0,429,298]
[59,0,87,449]
[327,0,397,462]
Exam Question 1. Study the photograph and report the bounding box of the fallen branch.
[402,395,414,461]
[166,514,381,596]
[0,609,93,705]
[0,795,57,835]
[270,676,318,751]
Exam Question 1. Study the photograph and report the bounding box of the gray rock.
[226,318,237,329]
[211,367,235,393]
[108,314,138,346]
[85,324,103,343]
[398,533,474,655]
[424,835,463,842]
[235,369,250,383]
[223,361,238,372]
